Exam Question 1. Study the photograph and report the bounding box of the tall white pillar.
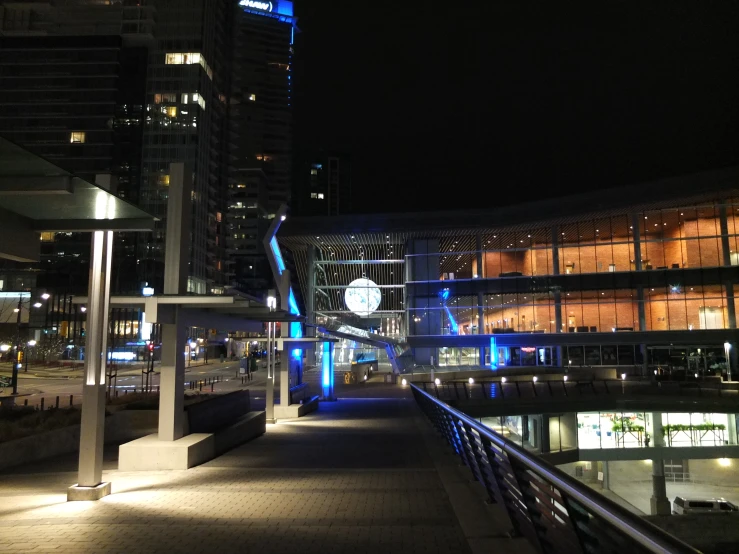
[281,343,290,407]
[158,314,186,441]
[265,321,275,423]
[69,230,113,501]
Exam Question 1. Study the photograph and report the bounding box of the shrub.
[0,407,81,443]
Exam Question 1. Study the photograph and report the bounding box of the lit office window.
[181,93,189,104]
[248,94,256,101]
[154,93,176,104]
[157,174,170,186]
[310,192,317,198]
[70,132,85,144]
[318,193,325,199]
[164,52,213,80]
[193,93,206,110]
[165,106,177,118]
[310,169,318,175]
[40,232,55,242]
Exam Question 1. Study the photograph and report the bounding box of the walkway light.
[468,377,474,384]
[27,340,36,347]
[434,378,440,385]
[621,373,626,380]
[80,306,87,312]
[267,295,276,310]
[563,375,568,382]
[401,378,407,386]
[0,344,9,352]
[719,458,731,467]
[41,293,50,300]
[533,376,538,383]
[501,377,507,383]
[33,302,42,308]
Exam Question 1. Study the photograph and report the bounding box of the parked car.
[673,496,739,514]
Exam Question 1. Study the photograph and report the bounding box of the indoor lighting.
[434,378,440,385]
[401,379,407,386]
[719,458,731,467]
[41,293,50,300]
[80,306,87,312]
[468,377,474,384]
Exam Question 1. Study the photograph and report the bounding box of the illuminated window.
[154,93,176,104]
[318,193,325,199]
[70,131,85,144]
[310,168,318,175]
[165,52,213,80]
[181,93,189,104]
[165,106,177,117]
[40,232,55,242]
[157,174,170,186]
[248,94,256,101]
[193,93,206,110]
[216,212,222,222]
[310,192,317,198]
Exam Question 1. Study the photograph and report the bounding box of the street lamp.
[41,293,50,300]
[266,294,277,423]
[25,339,36,372]
[724,342,732,381]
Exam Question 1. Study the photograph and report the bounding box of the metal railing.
[420,379,736,402]
[411,384,699,554]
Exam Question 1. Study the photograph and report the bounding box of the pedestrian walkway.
[0,382,509,553]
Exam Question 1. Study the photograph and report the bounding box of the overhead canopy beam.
[0,175,74,195]
[33,218,156,232]
[0,207,39,262]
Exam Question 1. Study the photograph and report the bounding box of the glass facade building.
[278,167,739,375]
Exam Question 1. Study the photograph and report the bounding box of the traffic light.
[147,343,154,352]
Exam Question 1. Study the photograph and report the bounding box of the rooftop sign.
[238,0,293,17]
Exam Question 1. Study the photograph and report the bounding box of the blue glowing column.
[322,341,335,400]
[490,337,498,369]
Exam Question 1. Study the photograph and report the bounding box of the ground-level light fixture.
[719,458,731,467]
[80,306,87,312]
[563,375,568,382]
[501,377,507,383]
[621,373,626,380]
[533,376,538,383]
[13,308,19,313]
[401,378,407,386]
[434,378,440,385]
[0,344,9,352]
[468,377,474,384]
[41,293,50,300]
[33,302,42,308]
[27,340,36,347]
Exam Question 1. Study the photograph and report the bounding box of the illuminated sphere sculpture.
[344,278,382,317]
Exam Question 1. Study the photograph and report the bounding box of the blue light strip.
[439,288,458,335]
[322,341,331,387]
[270,237,286,275]
[490,337,498,368]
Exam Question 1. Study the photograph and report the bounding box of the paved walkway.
[0,383,480,553]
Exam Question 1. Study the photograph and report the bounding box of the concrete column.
[305,245,317,366]
[637,286,647,330]
[651,412,665,446]
[727,414,737,445]
[158,315,186,441]
[539,415,550,453]
[720,203,732,266]
[650,459,671,515]
[726,283,737,329]
[475,232,484,278]
[631,213,643,271]
[600,461,610,491]
[477,291,485,365]
[321,341,335,400]
[71,230,113,499]
[281,343,290,407]
[551,226,560,275]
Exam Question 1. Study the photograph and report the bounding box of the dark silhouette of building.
[294,150,351,217]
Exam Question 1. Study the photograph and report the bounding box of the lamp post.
[265,294,276,423]
[724,342,732,382]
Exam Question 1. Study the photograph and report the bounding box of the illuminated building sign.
[238,0,293,17]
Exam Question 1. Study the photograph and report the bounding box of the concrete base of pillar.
[274,397,320,419]
[118,433,214,470]
[67,481,111,501]
[650,496,672,515]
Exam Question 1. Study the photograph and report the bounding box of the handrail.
[418,378,733,402]
[411,384,699,554]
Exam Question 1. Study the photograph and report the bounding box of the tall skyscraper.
[294,151,352,217]
[227,0,296,296]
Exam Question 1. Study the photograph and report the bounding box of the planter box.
[0,410,157,471]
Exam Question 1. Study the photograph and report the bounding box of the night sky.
[292,2,739,214]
